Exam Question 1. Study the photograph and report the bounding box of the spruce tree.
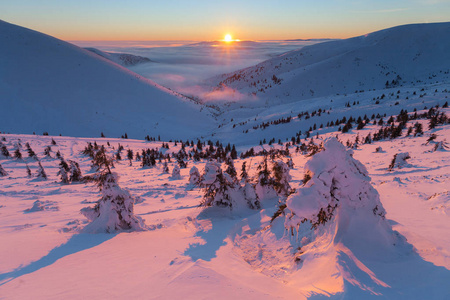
[36,162,47,180]
[57,158,70,184]
[0,162,7,176]
[14,148,22,160]
[81,148,146,233]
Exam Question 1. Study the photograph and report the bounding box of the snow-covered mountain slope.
[0,20,215,140]
[0,116,448,298]
[209,22,450,106]
[84,47,152,66]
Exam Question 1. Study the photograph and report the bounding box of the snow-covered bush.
[388,152,411,171]
[81,147,147,233]
[189,166,201,186]
[24,200,59,212]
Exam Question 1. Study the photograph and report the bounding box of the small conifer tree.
[36,162,47,180]
[0,162,7,176]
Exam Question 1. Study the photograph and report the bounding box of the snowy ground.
[0,117,449,299]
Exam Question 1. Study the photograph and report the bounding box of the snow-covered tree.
[81,148,147,233]
[241,181,260,210]
[162,161,169,174]
[272,160,292,197]
[280,138,401,256]
[171,164,181,180]
[0,162,7,176]
[25,164,31,178]
[36,162,47,180]
[1,144,10,158]
[201,162,235,208]
[189,165,201,186]
[26,143,38,160]
[240,161,249,183]
[57,158,70,184]
[388,152,411,171]
[43,146,52,158]
[68,160,83,182]
[255,156,277,201]
[224,157,238,182]
[13,148,22,160]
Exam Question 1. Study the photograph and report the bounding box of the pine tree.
[272,160,292,197]
[1,144,10,158]
[0,162,7,176]
[14,148,22,159]
[26,143,38,160]
[26,164,32,177]
[224,157,237,181]
[162,161,169,174]
[240,161,249,182]
[127,149,134,166]
[36,162,47,180]
[189,166,201,186]
[81,149,146,233]
[172,164,181,179]
[43,146,52,158]
[57,158,70,184]
[68,160,83,182]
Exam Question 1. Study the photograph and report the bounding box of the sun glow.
[224,34,232,42]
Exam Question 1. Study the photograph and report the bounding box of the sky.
[1,0,449,41]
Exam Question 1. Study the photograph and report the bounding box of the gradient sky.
[1,0,449,41]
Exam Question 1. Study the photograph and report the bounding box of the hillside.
[0,106,448,298]
[0,20,215,140]
[209,23,450,107]
[84,48,153,66]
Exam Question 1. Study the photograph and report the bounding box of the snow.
[0,20,215,140]
[0,20,450,299]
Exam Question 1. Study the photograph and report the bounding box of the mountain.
[84,47,153,66]
[0,20,214,139]
[209,22,450,106]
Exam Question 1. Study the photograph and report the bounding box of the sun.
[224,34,232,42]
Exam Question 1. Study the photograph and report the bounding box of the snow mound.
[24,200,59,213]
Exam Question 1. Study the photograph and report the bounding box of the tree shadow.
[0,233,116,286]
[184,207,262,262]
[308,239,450,299]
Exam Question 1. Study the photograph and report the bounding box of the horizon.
[1,0,449,41]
